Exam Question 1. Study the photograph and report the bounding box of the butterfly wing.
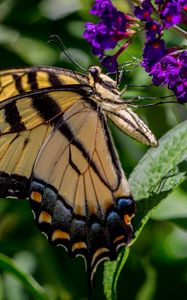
[29,97,135,282]
[0,125,52,198]
[0,66,88,102]
[0,67,92,135]
[0,67,91,198]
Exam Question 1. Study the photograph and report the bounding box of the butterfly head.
[88,66,121,101]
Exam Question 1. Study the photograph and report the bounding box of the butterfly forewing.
[0,66,88,101]
[0,67,90,199]
[0,67,92,136]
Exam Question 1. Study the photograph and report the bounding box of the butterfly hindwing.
[29,97,135,281]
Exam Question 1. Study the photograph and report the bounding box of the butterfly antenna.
[125,95,180,107]
[105,67,123,87]
[48,34,87,72]
[117,66,126,87]
[116,65,121,86]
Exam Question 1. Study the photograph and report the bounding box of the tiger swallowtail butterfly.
[0,65,158,283]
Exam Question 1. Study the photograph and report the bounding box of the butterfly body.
[0,65,157,282]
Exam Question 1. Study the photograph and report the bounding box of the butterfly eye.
[89,66,99,75]
[89,66,101,81]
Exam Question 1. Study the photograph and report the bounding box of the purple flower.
[134,0,153,21]
[147,50,187,103]
[84,22,119,55]
[135,0,184,29]
[90,0,116,18]
[100,55,118,73]
[83,0,136,72]
[179,51,187,64]
[173,79,187,102]
[145,20,163,41]
[151,55,178,86]
[160,2,182,28]
[142,38,166,72]
[154,0,164,4]
[179,0,187,7]
[100,41,131,72]
[134,0,186,102]
[84,1,128,57]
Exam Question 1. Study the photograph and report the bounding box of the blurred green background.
[0,0,187,299]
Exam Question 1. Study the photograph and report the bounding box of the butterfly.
[0,65,158,283]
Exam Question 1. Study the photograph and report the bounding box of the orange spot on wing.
[113,235,124,244]
[30,191,42,203]
[38,211,52,224]
[91,247,109,267]
[124,214,132,225]
[72,241,87,252]
[51,230,70,241]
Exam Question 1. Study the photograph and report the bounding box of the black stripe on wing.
[31,93,62,123]
[4,101,26,132]
[28,72,38,90]
[13,74,25,93]
[0,84,93,108]
[99,112,122,186]
[48,72,63,87]
[57,114,119,191]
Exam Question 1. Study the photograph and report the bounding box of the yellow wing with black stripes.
[0,66,91,134]
[0,65,157,284]
[0,66,91,197]
[0,66,91,199]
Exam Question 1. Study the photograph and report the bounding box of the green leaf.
[152,187,187,231]
[103,248,130,300]
[103,120,187,300]
[130,120,187,236]
[0,253,49,300]
[135,259,157,300]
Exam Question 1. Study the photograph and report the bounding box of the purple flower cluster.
[134,0,185,29]
[150,51,187,102]
[134,0,187,102]
[83,0,136,72]
[83,0,187,102]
